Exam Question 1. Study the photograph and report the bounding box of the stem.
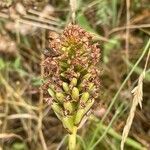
[68,126,77,150]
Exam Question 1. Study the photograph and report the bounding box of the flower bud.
[70,78,77,87]
[64,101,75,114]
[63,82,70,93]
[51,102,63,120]
[60,73,65,77]
[62,47,66,51]
[56,92,65,103]
[48,88,56,99]
[71,87,79,101]
[80,92,89,103]
[75,99,94,125]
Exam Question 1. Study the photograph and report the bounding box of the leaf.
[13,57,21,69]
[0,58,5,69]
[77,12,96,33]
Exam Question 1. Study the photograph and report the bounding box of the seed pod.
[70,78,77,87]
[80,92,90,103]
[64,101,75,114]
[62,115,74,133]
[72,87,79,101]
[48,88,56,99]
[63,82,70,93]
[51,102,63,120]
[56,92,65,103]
[75,99,94,125]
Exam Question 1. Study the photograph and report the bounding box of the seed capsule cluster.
[42,24,100,133]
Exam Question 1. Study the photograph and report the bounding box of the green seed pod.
[51,102,63,120]
[75,99,94,125]
[62,82,70,93]
[72,87,79,101]
[63,101,75,114]
[62,115,74,133]
[70,78,77,87]
[48,88,56,99]
[56,92,65,103]
[80,92,90,103]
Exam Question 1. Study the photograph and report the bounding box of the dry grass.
[69,0,77,23]
[121,44,150,150]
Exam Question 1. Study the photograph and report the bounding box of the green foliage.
[13,57,21,69]
[0,58,7,70]
[31,77,43,86]
[77,12,96,33]
[96,0,113,26]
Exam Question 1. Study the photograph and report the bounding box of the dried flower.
[42,24,101,133]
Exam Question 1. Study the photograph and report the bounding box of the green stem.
[68,126,77,150]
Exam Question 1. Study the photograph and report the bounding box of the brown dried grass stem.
[121,40,150,150]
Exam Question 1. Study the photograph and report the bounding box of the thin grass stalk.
[112,0,117,27]
[56,135,68,150]
[125,0,131,88]
[90,115,145,150]
[89,103,124,150]
[70,0,77,23]
[76,135,86,150]
[38,30,48,150]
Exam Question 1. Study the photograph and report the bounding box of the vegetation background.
[0,0,149,150]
